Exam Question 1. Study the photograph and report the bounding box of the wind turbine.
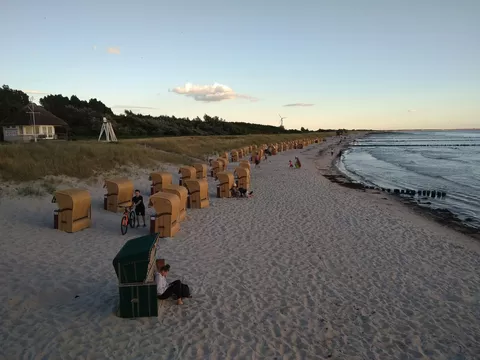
[278,114,287,127]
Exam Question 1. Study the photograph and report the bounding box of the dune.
[1,136,479,359]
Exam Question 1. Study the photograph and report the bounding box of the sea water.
[338,130,480,228]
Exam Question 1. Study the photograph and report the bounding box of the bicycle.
[120,205,136,235]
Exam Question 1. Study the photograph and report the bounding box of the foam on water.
[340,130,480,228]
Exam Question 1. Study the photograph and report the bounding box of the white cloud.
[22,90,49,95]
[408,109,417,113]
[107,47,121,55]
[113,105,157,110]
[283,103,315,107]
[170,82,257,102]
[93,45,97,51]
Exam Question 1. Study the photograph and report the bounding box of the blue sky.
[1,0,479,130]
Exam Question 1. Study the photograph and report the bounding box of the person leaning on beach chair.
[155,261,191,305]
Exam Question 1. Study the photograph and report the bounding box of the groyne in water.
[323,175,447,198]
[352,143,480,147]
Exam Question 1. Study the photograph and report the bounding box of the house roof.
[3,104,68,127]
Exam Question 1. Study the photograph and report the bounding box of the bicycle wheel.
[129,211,136,228]
[121,215,128,235]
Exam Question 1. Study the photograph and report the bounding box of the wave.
[340,131,480,227]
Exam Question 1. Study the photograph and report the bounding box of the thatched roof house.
[2,104,68,142]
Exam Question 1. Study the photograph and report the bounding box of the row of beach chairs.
[51,138,318,234]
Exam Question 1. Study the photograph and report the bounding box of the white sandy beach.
[1,137,480,360]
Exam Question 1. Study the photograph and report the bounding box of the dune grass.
[0,141,188,182]
[130,133,329,158]
[0,133,329,182]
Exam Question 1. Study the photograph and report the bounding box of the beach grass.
[0,133,329,182]
[130,133,327,159]
[16,184,45,197]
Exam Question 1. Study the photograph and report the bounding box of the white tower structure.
[26,97,39,142]
[98,117,118,142]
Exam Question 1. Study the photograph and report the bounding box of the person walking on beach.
[155,262,190,305]
[255,154,260,168]
[132,189,146,227]
[331,149,334,156]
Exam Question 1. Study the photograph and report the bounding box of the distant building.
[1,104,68,142]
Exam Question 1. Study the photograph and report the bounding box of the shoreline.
[317,134,480,240]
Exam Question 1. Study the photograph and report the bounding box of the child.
[289,160,294,168]
[132,189,146,227]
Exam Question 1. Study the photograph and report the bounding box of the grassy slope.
[0,133,330,182]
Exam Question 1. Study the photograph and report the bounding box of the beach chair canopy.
[55,188,91,221]
[150,172,172,186]
[192,163,207,178]
[217,157,227,168]
[104,178,132,196]
[178,166,197,180]
[148,192,180,217]
[112,233,159,284]
[216,171,234,188]
[184,179,209,197]
[162,185,188,206]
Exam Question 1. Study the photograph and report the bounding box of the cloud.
[22,90,49,95]
[112,105,157,110]
[283,103,315,107]
[107,47,121,55]
[93,45,97,51]
[408,109,417,113]
[170,82,257,102]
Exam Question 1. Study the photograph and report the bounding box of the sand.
[1,137,480,360]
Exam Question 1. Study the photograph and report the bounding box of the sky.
[1,0,479,130]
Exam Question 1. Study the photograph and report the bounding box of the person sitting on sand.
[231,184,239,198]
[132,189,146,227]
[289,160,294,168]
[155,262,190,305]
[231,184,253,198]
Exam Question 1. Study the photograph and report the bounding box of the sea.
[338,130,480,229]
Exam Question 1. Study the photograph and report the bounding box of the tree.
[2,85,308,139]
[0,85,29,123]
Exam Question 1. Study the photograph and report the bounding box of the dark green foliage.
[0,85,312,138]
[0,85,30,140]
